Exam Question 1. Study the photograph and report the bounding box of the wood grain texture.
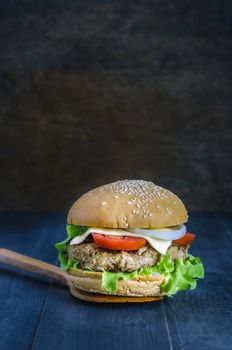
[186,213,232,273]
[164,273,232,350]
[162,213,232,350]
[32,286,170,350]
[0,1,232,212]
[0,212,232,350]
[0,248,162,303]
[0,249,66,285]
[0,213,66,350]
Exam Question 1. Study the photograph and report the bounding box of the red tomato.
[173,232,196,245]
[92,233,146,251]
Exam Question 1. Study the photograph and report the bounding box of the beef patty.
[67,243,189,272]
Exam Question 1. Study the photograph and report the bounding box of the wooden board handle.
[0,248,67,285]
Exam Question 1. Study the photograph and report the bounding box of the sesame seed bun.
[67,268,165,297]
[68,180,188,228]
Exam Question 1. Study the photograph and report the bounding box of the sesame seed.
[155,204,160,209]
[113,195,119,199]
[101,202,107,206]
[97,180,172,205]
[166,208,172,215]
[124,222,129,227]
[127,200,133,205]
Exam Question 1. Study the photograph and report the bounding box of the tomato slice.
[92,233,146,251]
[173,232,196,246]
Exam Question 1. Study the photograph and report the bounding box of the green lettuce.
[153,254,204,296]
[102,254,204,296]
[55,227,204,296]
[102,271,138,292]
[55,224,88,271]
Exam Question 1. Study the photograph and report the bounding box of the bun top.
[67,180,188,229]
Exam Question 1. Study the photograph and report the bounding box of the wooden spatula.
[0,248,163,303]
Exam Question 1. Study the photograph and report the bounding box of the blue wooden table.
[0,212,231,350]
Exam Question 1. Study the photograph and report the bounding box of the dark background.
[1,0,232,212]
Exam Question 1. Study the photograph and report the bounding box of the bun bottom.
[69,285,163,303]
[67,268,164,297]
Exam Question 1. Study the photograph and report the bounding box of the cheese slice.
[70,227,172,255]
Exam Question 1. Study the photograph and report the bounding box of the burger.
[55,180,204,298]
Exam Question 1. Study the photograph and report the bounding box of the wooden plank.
[0,213,66,350]
[1,212,231,350]
[0,213,170,350]
[164,273,232,350]
[32,285,171,350]
[163,213,232,350]
[216,213,232,240]
[186,212,232,272]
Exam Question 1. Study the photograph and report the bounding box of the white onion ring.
[127,225,186,241]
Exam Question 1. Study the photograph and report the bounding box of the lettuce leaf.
[55,224,87,271]
[102,271,138,292]
[153,254,204,296]
[55,226,204,296]
[101,254,204,295]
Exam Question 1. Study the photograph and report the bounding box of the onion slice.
[69,227,173,254]
[128,225,186,241]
